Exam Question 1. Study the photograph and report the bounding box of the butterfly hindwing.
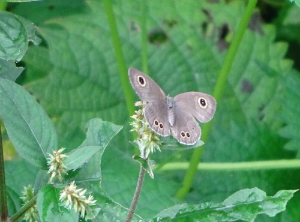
[171,108,201,145]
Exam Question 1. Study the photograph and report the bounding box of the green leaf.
[5,157,39,196]
[153,188,297,221]
[289,0,300,7]
[101,145,179,218]
[6,186,22,217]
[0,11,40,62]
[66,118,122,181]
[0,59,24,81]
[133,155,155,178]
[34,170,49,192]
[278,69,300,156]
[90,181,143,222]
[37,184,79,222]
[0,78,58,168]
[80,118,123,148]
[64,146,101,170]
[160,137,204,150]
[15,14,41,45]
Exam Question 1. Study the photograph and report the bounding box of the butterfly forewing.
[128,68,166,101]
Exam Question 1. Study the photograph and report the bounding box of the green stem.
[141,2,149,74]
[103,0,135,116]
[159,159,300,171]
[0,0,7,11]
[175,0,258,199]
[9,195,37,222]
[0,125,8,221]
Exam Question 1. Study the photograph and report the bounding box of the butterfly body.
[166,96,176,126]
[129,68,216,145]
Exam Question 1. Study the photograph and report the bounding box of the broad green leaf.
[5,158,38,218]
[6,186,22,217]
[5,157,39,196]
[0,78,58,168]
[90,181,143,222]
[0,11,40,62]
[289,0,300,7]
[0,59,24,81]
[64,146,101,170]
[34,170,49,193]
[153,188,297,222]
[79,118,123,148]
[101,146,179,218]
[37,184,79,222]
[66,118,122,181]
[278,70,300,156]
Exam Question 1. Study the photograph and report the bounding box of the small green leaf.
[80,118,123,148]
[133,155,155,178]
[289,0,300,7]
[85,207,101,220]
[15,15,41,45]
[153,188,297,221]
[0,11,27,61]
[161,137,204,150]
[37,184,79,222]
[0,11,40,61]
[0,59,24,81]
[0,78,58,168]
[64,146,101,170]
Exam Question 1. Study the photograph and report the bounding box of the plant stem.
[141,2,149,74]
[125,165,146,222]
[0,125,8,221]
[9,195,37,222]
[175,0,258,199]
[0,0,7,11]
[125,4,149,220]
[158,159,300,171]
[103,0,135,116]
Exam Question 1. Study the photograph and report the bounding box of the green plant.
[1,0,300,221]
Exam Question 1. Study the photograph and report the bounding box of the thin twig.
[125,165,146,222]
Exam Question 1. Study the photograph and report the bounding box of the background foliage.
[2,0,300,221]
